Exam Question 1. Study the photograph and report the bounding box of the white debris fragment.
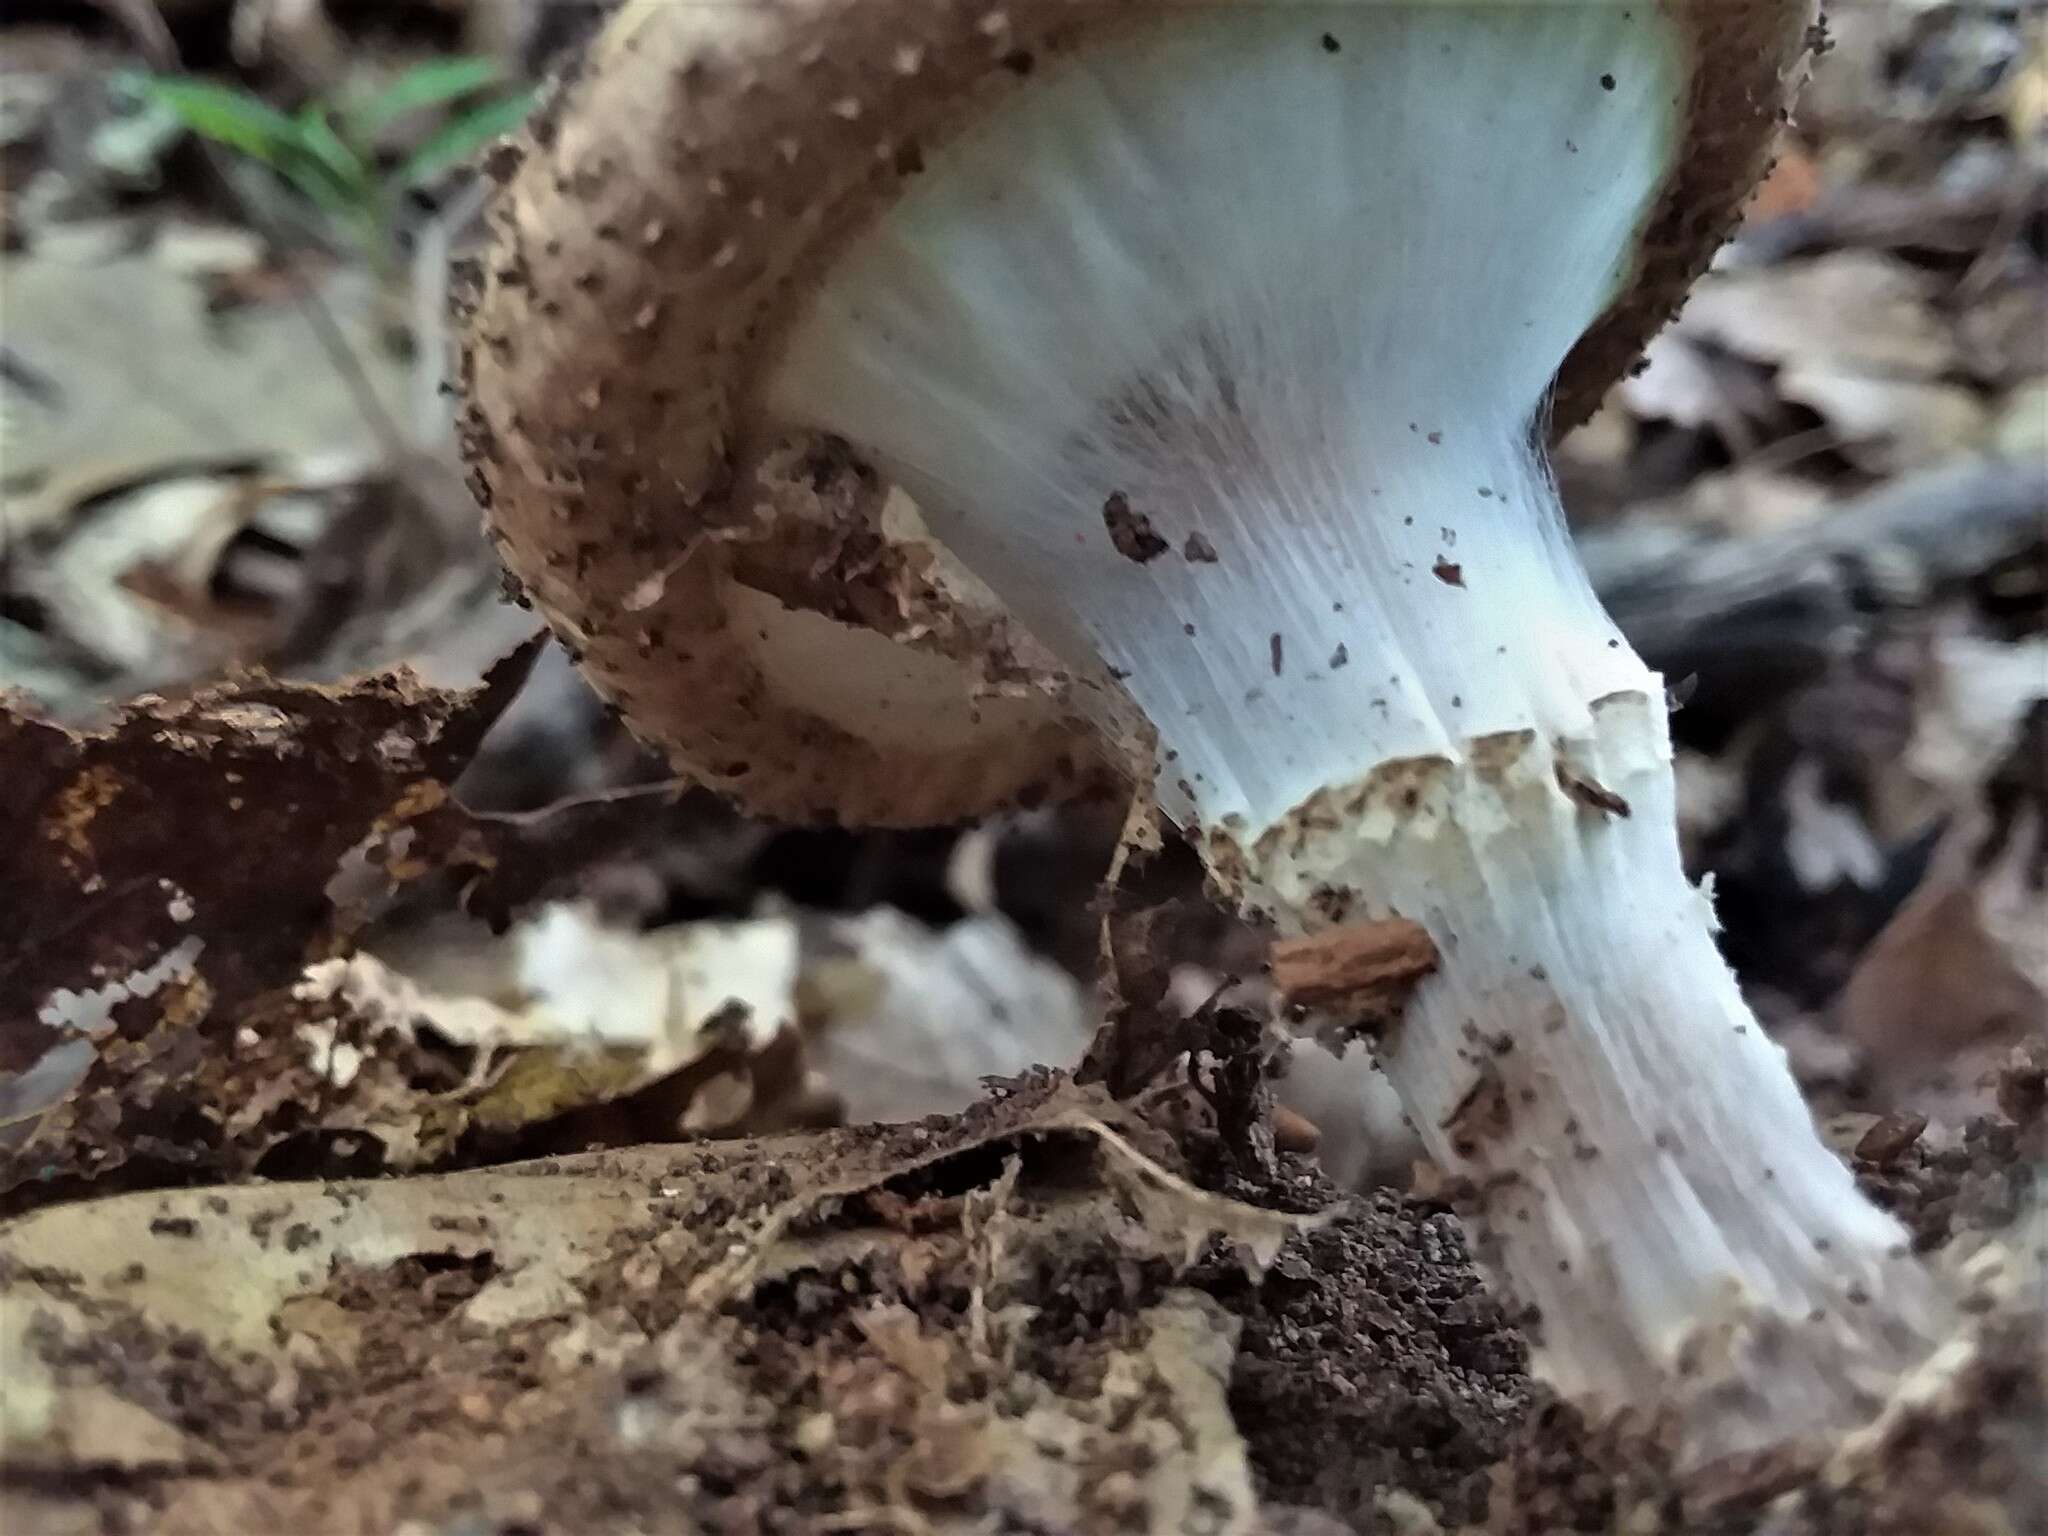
[35,935,204,1036]
[298,902,800,1080]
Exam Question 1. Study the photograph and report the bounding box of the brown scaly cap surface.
[458,0,1816,824]
[1559,0,1821,429]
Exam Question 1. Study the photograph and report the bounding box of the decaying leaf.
[286,902,810,1164]
[0,642,536,1209]
[0,1075,1310,1534]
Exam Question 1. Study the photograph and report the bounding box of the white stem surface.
[1245,694,1944,1452]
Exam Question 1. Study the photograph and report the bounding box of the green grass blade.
[392,90,535,188]
[124,74,302,168]
[347,57,506,140]
[292,105,376,202]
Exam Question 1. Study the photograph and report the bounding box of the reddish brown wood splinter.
[1270,916,1437,1027]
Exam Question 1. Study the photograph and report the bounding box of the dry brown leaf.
[1840,758,2046,1115]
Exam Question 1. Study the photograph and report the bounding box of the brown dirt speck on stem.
[1103,491,1169,564]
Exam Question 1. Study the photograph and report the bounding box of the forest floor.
[2,3,2043,1532]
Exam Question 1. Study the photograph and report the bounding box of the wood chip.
[1270,918,1437,1040]
[1852,1111,1928,1166]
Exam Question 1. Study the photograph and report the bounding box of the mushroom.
[460,0,1951,1455]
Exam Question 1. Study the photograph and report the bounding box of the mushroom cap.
[458,0,1816,825]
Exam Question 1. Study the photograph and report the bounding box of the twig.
[465,776,697,829]
[1584,456,2047,680]
[411,180,490,443]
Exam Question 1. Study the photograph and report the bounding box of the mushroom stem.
[1242,693,1946,1456]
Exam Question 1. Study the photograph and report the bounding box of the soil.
[6,1070,2038,1535]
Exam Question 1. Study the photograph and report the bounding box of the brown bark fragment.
[1269,918,1437,1032]
[1852,1111,1928,1166]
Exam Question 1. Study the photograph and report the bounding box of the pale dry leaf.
[1642,464,1833,540]
[1676,252,1957,379]
[1554,399,1636,474]
[2,230,407,514]
[803,909,1091,1124]
[1777,365,1989,474]
[1902,629,2048,811]
[2008,25,2048,176]
[335,904,800,1064]
[291,904,803,1150]
[1617,330,1738,434]
[1989,381,2048,464]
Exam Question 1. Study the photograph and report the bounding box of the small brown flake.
[1554,763,1632,818]
[1270,633,1284,676]
[1853,1111,1928,1166]
[1183,531,1219,563]
[1102,493,1168,563]
[1272,1103,1322,1154]
[1432,557,1465,587]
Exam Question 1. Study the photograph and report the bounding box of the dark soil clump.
[1216,1191,1531,1532]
